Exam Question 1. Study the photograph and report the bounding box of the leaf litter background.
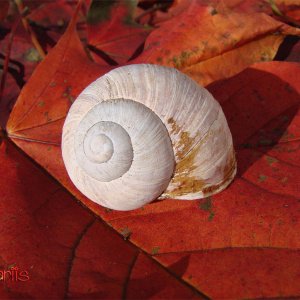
[1,0,300,298]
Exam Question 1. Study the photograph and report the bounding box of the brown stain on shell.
[164,118,236,198]
[165,135,209,198]
[167,117,196,161]
[167,117,180,135]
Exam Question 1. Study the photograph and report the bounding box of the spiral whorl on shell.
[62,64,236,211]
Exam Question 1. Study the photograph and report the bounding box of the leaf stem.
[268,0,283,16]
[268,0,300,28]
[0,17,21,130]
[135,3,170,24]
[14,0,46,59]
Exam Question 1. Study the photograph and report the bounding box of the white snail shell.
[62,64,236,211]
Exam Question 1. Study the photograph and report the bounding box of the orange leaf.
[8,59,300,297]
[7,9,110,135]
[5,4,300,298]
[135,0,300,85]
[87,0,151,64]
[0,139,203,298]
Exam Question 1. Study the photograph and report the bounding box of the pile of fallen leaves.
[0,0,300,298]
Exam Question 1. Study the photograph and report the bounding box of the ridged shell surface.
[62,64,236,211]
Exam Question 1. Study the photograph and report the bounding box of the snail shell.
[62,64,236,211]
